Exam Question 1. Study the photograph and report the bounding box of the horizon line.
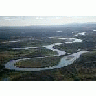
[0,22,96,27]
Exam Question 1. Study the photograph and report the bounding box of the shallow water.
[43,43,66,56]
[75,32,86,36]
[58,37,82,43]
[2,40,21,43]
[12,47,38,50]
[5,43,88,71]
[93,30,96,31]
[56,31,62,32]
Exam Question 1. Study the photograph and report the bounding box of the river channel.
[5,43,88,71]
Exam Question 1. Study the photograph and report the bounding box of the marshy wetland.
[1,24,96,81]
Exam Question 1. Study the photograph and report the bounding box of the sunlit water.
[75,32,86,36]
[12,47,38,50]
[58,37,82,43]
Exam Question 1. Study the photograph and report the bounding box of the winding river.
[5,43,88,71]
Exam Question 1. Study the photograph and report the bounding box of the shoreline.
[5,42,88,71]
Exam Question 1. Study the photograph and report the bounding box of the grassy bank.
[10,51,96,81]
[15,56,60,68]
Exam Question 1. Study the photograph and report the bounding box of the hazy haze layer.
[0,16,96,26]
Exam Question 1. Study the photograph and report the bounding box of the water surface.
[5,43,88,71]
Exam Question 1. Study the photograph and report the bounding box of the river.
[5,43,88,71]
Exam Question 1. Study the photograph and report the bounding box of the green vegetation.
[1,24,96,81]
[15,56,60,68]
[24,48,57,58]
[0,48,57,65]
[78,51,96,63]
[54,41,96,54]
[54,43,81,53]
[60,51,96,81]
[8,51,96,81]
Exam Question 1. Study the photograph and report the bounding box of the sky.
[0,16,96,26]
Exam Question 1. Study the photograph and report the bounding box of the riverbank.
[10,51,96,81]
[4,42,88,71]
[15,56,61,68]
[1,24,96,81]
